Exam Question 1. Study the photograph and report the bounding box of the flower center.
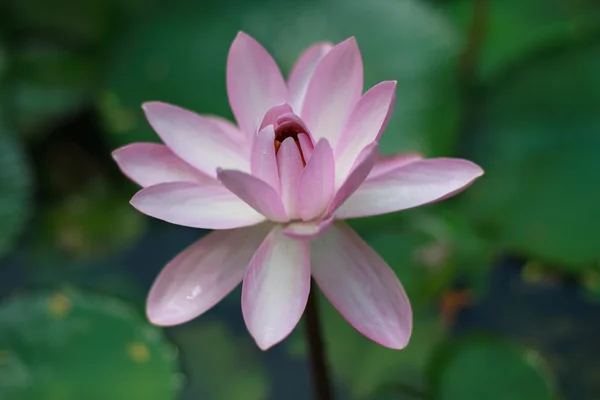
[274,121,308,166]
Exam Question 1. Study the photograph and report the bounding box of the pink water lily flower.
[113,32,483,350]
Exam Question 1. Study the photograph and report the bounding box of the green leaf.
[0,39,7,79]
[429,336,556,400]
[170,322,269,400]
[102,0,462,156]
[581,266,600,303]
[10,44,99,138]
[463,42,600,268]
[39,181,147,259]
[373,394,421,400]
[371,383,428,400]
[0,289,180,400]
[4,0,134,45]
[0,128,33,259]
[444,0,600,80]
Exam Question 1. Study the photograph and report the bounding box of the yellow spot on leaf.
[47,293,71,319]
[127,342,151,364]
[0,350,12,365]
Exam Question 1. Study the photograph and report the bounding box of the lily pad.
[0,128,32,259]
[3,0,149,45]
[444,0,600,80]
[40,182,146,259]
[429,336,556,400]
[462,42,600,268]
[0,289,180,400]
[0,38,7,78]
[10,44,99,138]
[169,322,269,400]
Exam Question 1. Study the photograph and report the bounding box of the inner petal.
[277,137,304,219]
[259,104,293,131]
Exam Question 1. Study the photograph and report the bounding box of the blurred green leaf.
[40,181,146,259]
[444,0,600,80]
[463,42,600,268]
[371,382,428,400]
[289,300,445,399]
[0,128,32,259]
[10,44,99,138]
[102,0,462,156]
[0,39,7,79]
[429,336,556,400]
[170,322,269,400]
[4,0,149,46]
[0,289,180,400]
[6,0,109,44]
[373,394,421,400]
[582,266,600,302]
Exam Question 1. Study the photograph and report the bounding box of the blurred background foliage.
[0,0,599,399]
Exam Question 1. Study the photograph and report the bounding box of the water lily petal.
[143,102,249,177]
[242,226,310,350]
[368,153,423,179]
[259,103,293,131]
[277,137,305,219]
[218,169,288,222]
[327,143,378,215]
[335,81,397,182]
[131,182,265,229]
[251,125,280,194]
[335,158,484,219]
[147,223,271,326]
[227,32,287,135]
[288,42,333,115]
[112,143,215,187]
[301,37,363,149]
[297,133,314,162]
[204,115,248,146]
[297,139,335,221]
[311,223,412,349]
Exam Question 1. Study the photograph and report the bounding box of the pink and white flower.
[113,32,483,350]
